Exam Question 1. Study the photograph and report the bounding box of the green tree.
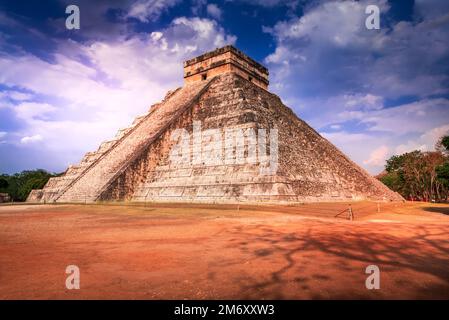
[436,135,449,201]
[379,171,404,194]
[0,178,8,189]
[0,169,58,201]
[436,135,449,155]
[383,151,423,199]
[380,134,449,202]
[441,135,449,151]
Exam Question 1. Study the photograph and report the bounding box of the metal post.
[348,204,353,221]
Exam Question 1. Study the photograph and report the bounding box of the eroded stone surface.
[28,47,402,204]
[28,73,402,204]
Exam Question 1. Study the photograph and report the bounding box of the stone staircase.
[54,80,213,203]
[27,97,169,203]
[27,72,403,204]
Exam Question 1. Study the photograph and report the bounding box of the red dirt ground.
[0,201,448,299]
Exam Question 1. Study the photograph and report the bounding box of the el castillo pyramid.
[27,46,402,204]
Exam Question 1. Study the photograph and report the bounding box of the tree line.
[0,169,59,202]
[1,135,448,203]
[379,135,449,202]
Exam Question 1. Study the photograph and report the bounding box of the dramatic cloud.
[14,103,57,121]
[20,134,43,144]
[207,4,222,20]
[0,90,33,102]
[414,0,449,19]
[264,0,449,173]
[265,0,449,99]
[126,0,181,22]
[0,14,236,173]
[363,145,389,166]
[236,0,300,8]
[395,124,449,155]
[0,0,448,176]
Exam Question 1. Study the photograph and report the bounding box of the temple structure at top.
[183,45,269,90]
[27,45,403,204]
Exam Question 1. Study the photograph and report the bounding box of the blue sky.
[0,0,449,174]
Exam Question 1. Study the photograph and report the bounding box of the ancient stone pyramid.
[28,46,403,203]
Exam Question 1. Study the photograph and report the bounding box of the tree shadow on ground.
[222,221,449,299]
[423,206,449,215]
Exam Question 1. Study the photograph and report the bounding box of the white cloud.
[290,95,449,133]
[321,130,383,172]
[265,0,449,100]
[330,124,341,130]
[320,116,449,174]
[363,145,389,166]
[172,17,236,46]
[20,134,43,144]
[359,99,449,135]
[321,130,390,174]
[414,0,449,19]
[0,90,33,102]
[238,0,299,8]
[150,31,163,41]
[0,16,237,172]
[395,124,449,154]
[262,0,449,174]
[126,0,180,22]
[191,0,207,15]
[343,94,383,110]
[14,102,57,121]
[207,4,222,20]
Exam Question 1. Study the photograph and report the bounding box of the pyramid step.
[55,79,215,203]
